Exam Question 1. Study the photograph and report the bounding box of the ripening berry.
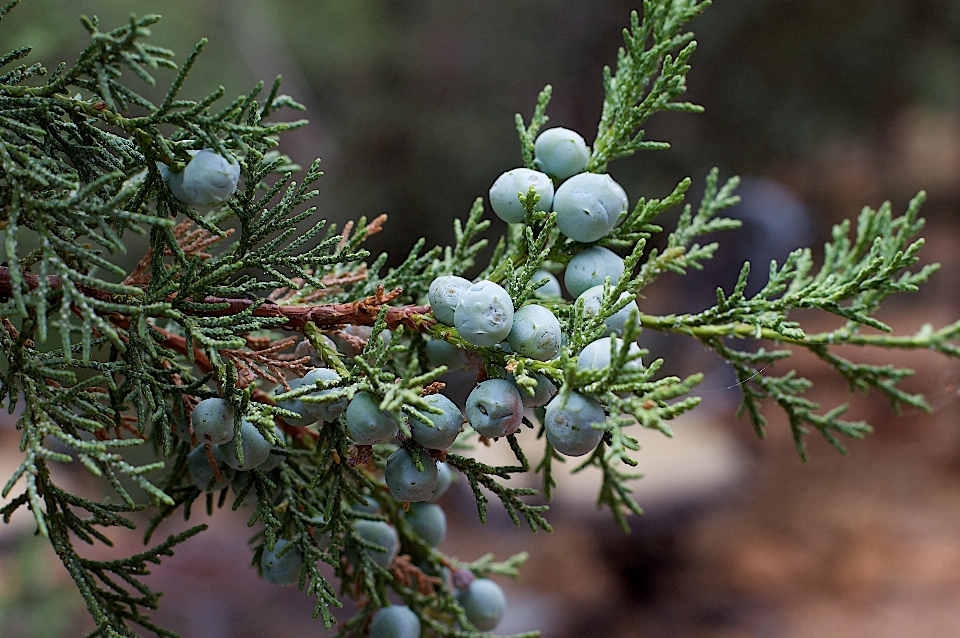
[385,446,439,502]
[531,269,562,299]
[564,246,625,298]
[577,285,639,336]
[465,379,524,438]
[454,280,514,347]
[404,502,447,547]
[553,172,628,243]
[301,368,347,423]
[369,605,421,638]
[534,127,590,180]
[544,391,605,456]
[191,397,234,445]
[162,149,240,210]
[489,167,554,223]
[187,444,232,492]
[260,539,303,587]
[506,304,561,360]
[508,372,558,408]
[353,519,399,569]
[345,392,398,445]
[429,275,472,326]
[219,418,272,471]
[458,577,507,632]
[408,393,463,450]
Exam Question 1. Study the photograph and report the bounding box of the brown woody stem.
[0,266,434,332]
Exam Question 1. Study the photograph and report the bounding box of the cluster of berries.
[365,575,505,637]
[163,140,640,635]
[185,386,506,632]
[489,127,628,242]
[425,127,644,458]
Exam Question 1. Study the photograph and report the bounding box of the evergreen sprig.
[588,0,710,172]
[447,434,552,533]
[637,191,941,459]
[3,2,960,637]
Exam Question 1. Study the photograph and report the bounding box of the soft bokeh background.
[4,1,960,636]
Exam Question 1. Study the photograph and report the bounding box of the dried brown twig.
[123,220,235,287]
[391,554,444,596]
[221,336,309,388]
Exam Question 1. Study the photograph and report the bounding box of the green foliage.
[588,0,709,172]
[2,1,959,636]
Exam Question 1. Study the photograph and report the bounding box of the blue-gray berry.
[577,336,643,372]
[507,372,558,408]
[230,470,259,507]
[506,304,561,360]
[457,577,507,631]
[465,379,524,438]
[294,337,331,368]
[564,246,625,298]
[533,127,590,180]
[577,284,639,336]
[191,397,234,445]
[531,269,563,299]
[162,149,240,210]
[409,393,464,450]
[258,450,286,473]
[429,275,472,326]
[369,605,421,638]
[431,462,454,501]
[543,391,606,456]
[352,494,380,515]
[187,444,232,491]
[385,447,439,502]
[454,280,514,347]
[404,502,447,547]
[301,368,347,423]
[553,172,628,243]
[425,339,469,371]
[219,419,272,471]
[489,168,554,223]
[274,378,309,422]
[260,539,303,587]
[344,391,398,445]
[353,520,399,569]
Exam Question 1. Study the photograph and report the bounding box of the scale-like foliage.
[2,1,959,636]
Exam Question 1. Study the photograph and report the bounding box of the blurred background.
[5,0,960,636]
